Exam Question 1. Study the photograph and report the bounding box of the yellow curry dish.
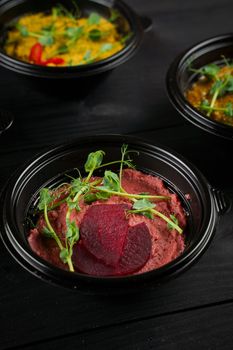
[4,4,130,67]
[186,59,233,127]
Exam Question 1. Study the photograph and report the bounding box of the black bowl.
[166,34,233,141]
[0,0,147,79]
[0,135,229,293]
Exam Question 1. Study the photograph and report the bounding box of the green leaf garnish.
[225,102,233,117]
[88,12,101,25]
[39,35,54,46]
[84,150,105,173]
[210,79,225,96]
[200,99,210,110]
[42,227,54,238]
[15,23,29,37]
[60,248,69,263]
[38,188,53,210]
[66,197,80,211]
[66,219,79,243]
[199,99,233,118]
[100,43,113,53]
[200,64,220,79]
[66,26,84,41]
[191,63,220,80]
[83,50,92,62]
[84,191,110,203]
[56,45,69,55]
[102,170,121,192]
[70,178,83,196]
[128,199,156,219]
[133,198,156,210]
[89,29,102,41]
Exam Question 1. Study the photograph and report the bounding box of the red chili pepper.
[44,57,65,66]
[29,44,65,66]
[29,43,43,65]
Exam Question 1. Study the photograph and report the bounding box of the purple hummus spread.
[28,168,186,276]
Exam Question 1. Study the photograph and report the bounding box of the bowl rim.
[166,33,233,140]
[0,134,219,290]
[0,0,144,78]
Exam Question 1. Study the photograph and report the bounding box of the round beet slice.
[72,241,116,276]
[72,222,152,277]
[117,222,151,275]
[80,204,130,266]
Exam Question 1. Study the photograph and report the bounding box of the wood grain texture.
[10,303,233,350]
[0,0,233,349]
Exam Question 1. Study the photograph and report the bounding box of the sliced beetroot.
[117,222,151,275]
[72,222,151,276]
[72,241,116,276]
[80,204,130,266]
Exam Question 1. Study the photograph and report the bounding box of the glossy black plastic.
[0,135,227,293]
[0,0,145,78]
[166,34,233,141]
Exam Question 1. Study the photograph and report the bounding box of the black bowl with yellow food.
[166,34,233,141]
[0,0,147,78]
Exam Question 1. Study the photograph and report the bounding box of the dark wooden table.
[1,0,233,349]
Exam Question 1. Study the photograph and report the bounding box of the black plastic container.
[0,0,147,78]
[0,135,229,293]
[166,34,233,141]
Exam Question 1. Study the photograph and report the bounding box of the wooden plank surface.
[12,303,233,350]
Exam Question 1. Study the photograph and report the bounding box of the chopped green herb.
[56,44,69,55]
[83,49,92,61]
[100,43,114,53]
[102,170,121,192]
[66,26,84,42]
[15,23,29,37]
[38,188,53,211]
[225,102,233,117]
[42,226,54,238]
[84,191,110,203]
[39,35,54,46]
[88,12,101,25]
[89,29,102,41]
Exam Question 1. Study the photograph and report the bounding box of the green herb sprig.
[200,100,233,117]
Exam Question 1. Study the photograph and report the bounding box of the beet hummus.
[28,167,186,276]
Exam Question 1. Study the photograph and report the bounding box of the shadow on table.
[13,70,111,101]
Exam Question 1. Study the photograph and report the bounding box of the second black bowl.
[0,135,229,294]
[166,34,233,141]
